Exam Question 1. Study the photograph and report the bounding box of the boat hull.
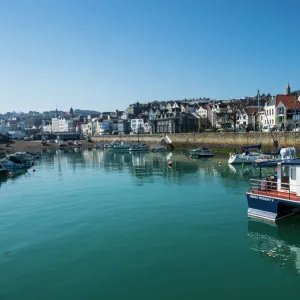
[189,152,214,157]
[129,148,148,151]
[129,145,149,151]
[253,159,279,167]
[109,147,130,152]
[246,192,300,222]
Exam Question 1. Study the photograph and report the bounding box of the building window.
[291,168,296,180]
[272,109,274,115]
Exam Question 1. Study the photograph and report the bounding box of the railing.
[249,179,293,200]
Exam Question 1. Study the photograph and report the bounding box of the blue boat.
[246,160,300,222]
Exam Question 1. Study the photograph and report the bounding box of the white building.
[195,106,207,118]
[81,123,89,136]
[52,117,73,132]
[263,98,276,128]
[236,109,249,128]
[42,124,52,132]
[131,119,145,133]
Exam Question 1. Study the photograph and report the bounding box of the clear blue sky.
[1,0,299,113]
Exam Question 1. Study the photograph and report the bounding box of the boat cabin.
[246,160,300,222]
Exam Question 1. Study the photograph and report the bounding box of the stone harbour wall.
[92,132,300,151]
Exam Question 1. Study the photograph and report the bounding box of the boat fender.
[168,161,173,166]
[8,172,12,176]
[190,155,193,159]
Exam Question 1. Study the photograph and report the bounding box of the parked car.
[262,126,271,132]
[293,126,300,132]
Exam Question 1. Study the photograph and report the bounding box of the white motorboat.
[94,143,105,149]
[228,151,272,164]
[152,146,169,152]
[188,147,214,157]
[74,140,82,146]
[106,142,120,149]
[109,142,132,151]
[129,144,149,151]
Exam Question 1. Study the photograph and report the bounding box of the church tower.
[286,82,291,95]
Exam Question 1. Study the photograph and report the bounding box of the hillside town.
[0,84,300,142]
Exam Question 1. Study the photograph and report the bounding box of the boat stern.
[246,192,279,222]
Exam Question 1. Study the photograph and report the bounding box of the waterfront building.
[98,121,111,135]
[131,118,145,133]
[275,95,297,131]
[263,97,276,128]
[51,117,73,132]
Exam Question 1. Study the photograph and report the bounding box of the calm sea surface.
[1,149,300,299]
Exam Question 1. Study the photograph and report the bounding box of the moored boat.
[94,143,105,149]
[246,160,300,222]
[106,142,120,150]
[129,144,149,151]
[228,144,272,164]
[188,147,214,157]
[74,140,82,147]
[109,142,131,151]
[152,146,169,152]
[254,147,297,167]
[8,152,35,163]
[1,158,32,169]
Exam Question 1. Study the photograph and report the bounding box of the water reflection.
[248,218,300,275]
[38,149,262,183]
[0,169,29,187]
[0,149,264,188]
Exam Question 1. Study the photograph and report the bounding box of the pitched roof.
[266,97,276,106]
[275,95,295,108]
[245,107,258,115]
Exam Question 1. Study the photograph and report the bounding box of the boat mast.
[258,89,262,152]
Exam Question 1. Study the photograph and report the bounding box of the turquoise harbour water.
[1,149,300,299]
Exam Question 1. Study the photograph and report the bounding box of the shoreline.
[0,140,95,155]
[0,139,257,155]
[2,131,298,155]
